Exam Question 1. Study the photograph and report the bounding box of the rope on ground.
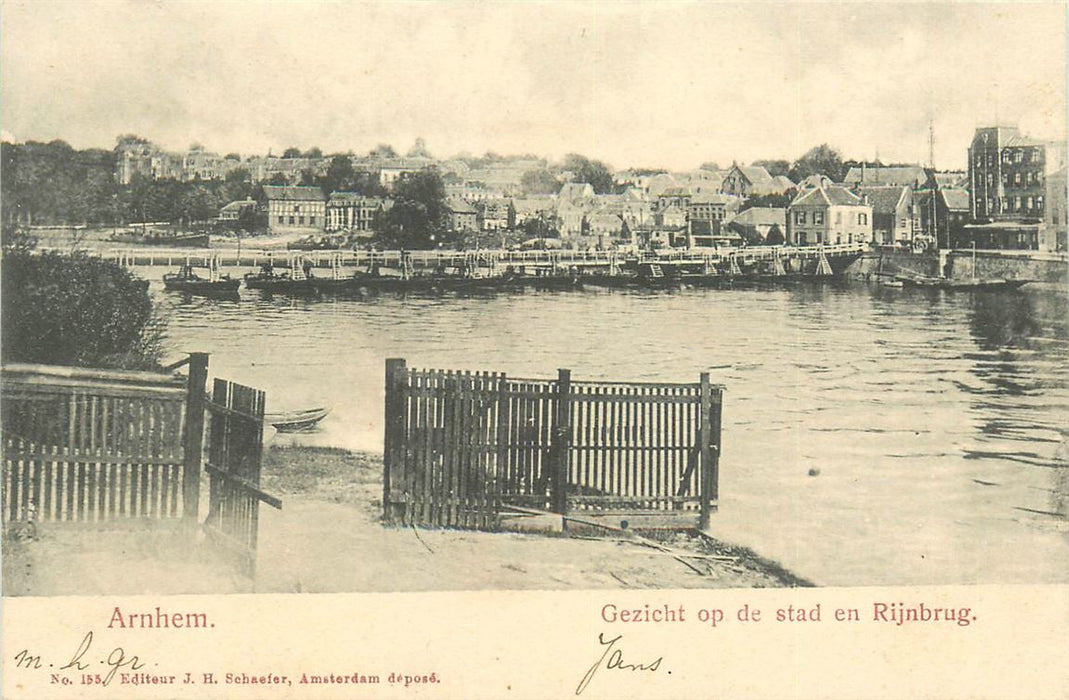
[410,524,434,553]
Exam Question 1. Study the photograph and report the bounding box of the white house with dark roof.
[787,181,872,245]
[264,185,326,232]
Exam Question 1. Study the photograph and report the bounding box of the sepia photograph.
[1,1,1067,697]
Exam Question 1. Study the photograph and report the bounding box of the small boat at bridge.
[162,264,240,295]
[900,276,1030,291]
[265,406,331,432]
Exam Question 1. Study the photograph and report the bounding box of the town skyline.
[2,2,1065,172]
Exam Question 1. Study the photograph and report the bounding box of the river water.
[147,272,1069,587]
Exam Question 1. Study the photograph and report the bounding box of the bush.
[1,251,164,370]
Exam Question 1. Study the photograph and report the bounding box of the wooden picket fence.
[1,360,207,526]
[383,359,722,531]
[204,378,281,576]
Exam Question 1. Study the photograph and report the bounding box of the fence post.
[383,358,407,523]
[182,352,209,523]
[698,372,716,530]
[551,368,572,516]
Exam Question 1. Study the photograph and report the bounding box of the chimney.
[861,162,867,183]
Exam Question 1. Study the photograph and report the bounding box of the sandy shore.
[3,446,809,596]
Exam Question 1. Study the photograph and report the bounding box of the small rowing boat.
[265,406,331,432]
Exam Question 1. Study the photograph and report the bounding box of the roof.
[773,175,796,191]
[857,185,908,214]
[263,185,325,201]
[843,166,929,187]
[689,192,740,206]
[736,165,775,186]
[328,192,387,205]
[939,188,970,210]
[791,184,864,207]
[220,198,256,213]
[728,207,786,227]
[659,186,693,197]
[447,198,478,214]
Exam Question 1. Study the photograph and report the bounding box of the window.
[298,216,305,225]
[278,216,284,224]
[815,232,823,244]
[797,232,807,245]
[859,212,868,225]
[1015,172,1022,185]
[987,173,994,186]
[288,216,295,224]
[310,216,316,225]
[813,211,824,225]
[795,210,807,225]
[1014,150,1024,163]
[1025,196,1033,210]
[1037,195,1044,211]
[1002,173,1009,185]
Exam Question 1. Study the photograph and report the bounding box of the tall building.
[968,126,1065,221]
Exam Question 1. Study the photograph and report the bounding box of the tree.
[562,153,614,194]
[322,155,356,193]
[1,250,164,370]
[303,147,323,159]
[520,168,560,195]
[789,144,845,183]
[753,159,791,178]
[369,143,397,159]
[282,147,302,159]
[699,162,721,172]
[374,170,451,249]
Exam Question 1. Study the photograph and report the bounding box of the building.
[787,178,872,245]
[446,198,478,233]
[218,197,258,222]
[719,165,786,197]
[325,193,390,232]
[857,185,915,246]
[1042,168,1067,251]
[842,165,931,188]
[264,186,326,232]
[724,207,787,244]
[686,193,741,236]
[476,199,515,231]
[915,188,969,250]
[968,125,1066,221]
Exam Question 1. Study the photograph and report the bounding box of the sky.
[1,1,1065,172]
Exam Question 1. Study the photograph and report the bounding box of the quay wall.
[850,249,1068,284]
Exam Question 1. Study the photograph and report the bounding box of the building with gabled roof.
[857,185,915,246]
[720,164,786,197]
[264,185,326,232]
[787,181,872,245]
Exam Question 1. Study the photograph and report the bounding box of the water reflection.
[156,281,1069,585]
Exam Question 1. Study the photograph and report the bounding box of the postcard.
[2,1,1067,698]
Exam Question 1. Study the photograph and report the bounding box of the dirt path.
[3,447,805,596]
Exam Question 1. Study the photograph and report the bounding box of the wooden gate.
[1,357,207,527]
[204,378,281,575]
[383,359,722,531]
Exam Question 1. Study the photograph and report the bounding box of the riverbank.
[2,446,808,596]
